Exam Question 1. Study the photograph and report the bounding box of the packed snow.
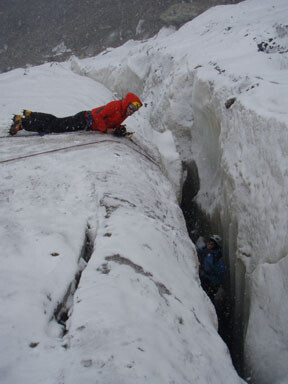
[1,0,288,383]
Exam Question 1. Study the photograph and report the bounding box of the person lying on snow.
[9,93,142,137]
[197,235,227,302]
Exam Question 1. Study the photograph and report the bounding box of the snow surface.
[0,64,242,383]
[1,0,288,383]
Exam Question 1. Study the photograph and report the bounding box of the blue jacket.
[197,246,227,287]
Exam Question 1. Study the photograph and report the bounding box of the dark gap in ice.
[53,224,94,337]
[180,160,243,377]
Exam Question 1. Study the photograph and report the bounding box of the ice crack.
[52,223,94,337]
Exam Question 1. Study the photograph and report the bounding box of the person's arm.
[197,246,206,264]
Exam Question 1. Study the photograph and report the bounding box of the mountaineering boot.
[23,109,32,118]
[9,114,23,135]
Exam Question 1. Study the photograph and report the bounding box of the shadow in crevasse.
[180,160,240,374]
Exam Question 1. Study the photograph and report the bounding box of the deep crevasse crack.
[52,222,95,339]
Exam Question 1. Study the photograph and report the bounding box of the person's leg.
[200,275,218,302]
[49,111,87,133]
[21,111,87,134]
[206,284,218,303]
[22,112,58,133]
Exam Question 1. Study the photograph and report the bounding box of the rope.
[0,137,160,167]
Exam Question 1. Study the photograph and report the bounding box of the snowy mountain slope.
[0,65,243,383]
[71,0,288,383]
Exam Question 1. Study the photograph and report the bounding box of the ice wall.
[189,74,288,384]
[72,0,288,382]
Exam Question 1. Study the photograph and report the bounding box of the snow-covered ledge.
[0,125,242,383]
[60,138,241,384]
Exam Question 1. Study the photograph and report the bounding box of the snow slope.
[70,0,288,383]
[0,64,242,383]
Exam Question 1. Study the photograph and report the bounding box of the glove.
[113,125,127,137]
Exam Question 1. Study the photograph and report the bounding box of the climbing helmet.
[128,101,142,112]
[209,234,222,248]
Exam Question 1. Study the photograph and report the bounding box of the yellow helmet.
[131,101,142,110]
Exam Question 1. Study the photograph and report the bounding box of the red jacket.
[90,93,142,132]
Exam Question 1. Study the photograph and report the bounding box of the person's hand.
[106,127,117,135]
[113,125,127,137]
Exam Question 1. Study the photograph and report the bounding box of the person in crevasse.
[9,93,142,136]
[197,234,227,302]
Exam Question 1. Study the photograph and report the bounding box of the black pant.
[22,111,87,134]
